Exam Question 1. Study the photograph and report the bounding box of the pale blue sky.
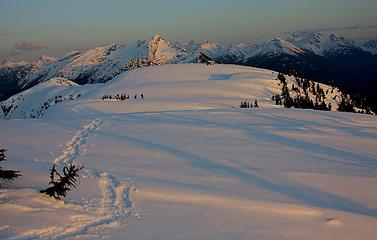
[1,0,376,60]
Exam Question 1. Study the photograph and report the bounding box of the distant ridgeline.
[1,33,376,111]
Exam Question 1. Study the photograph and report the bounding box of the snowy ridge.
[0,55,55,71]
[183,40,237,60]
[321,34,361,55]
[0,77,92,119]
[17,35,207,89]
[184,32,376,61]
[286,32,365,55]
[359,39,377,54]
[19,51,81,88]
[0,56,56,92]
[286,32,324,55]
[247,38,304,58]
[0,64,353,120]
[1,59,30,69]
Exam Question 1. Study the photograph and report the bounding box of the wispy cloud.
[8,50,22,56]
[287,24,377,34]
[366,25,377,29]
[14,42,48,51]
[315,25,377,32]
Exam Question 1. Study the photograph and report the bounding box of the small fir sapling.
[40,163,83,200]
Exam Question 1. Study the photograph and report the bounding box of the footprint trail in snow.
[11,119,136,240]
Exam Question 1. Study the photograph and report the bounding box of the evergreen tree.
[0,148,21,187]
[311,83,316,95]
[40,163,83,200]
[293,93,314,109]
[281,82,293,108]
[304,93,315,109]
[277,73,286,83]
[328,102,332,111]
[337,94,355,112]
[1,105,13,117]
[254,100,259,108]
[321,100,329,111]
[314,100,319,110]
[274,94,282,105]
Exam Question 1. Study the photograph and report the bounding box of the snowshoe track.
[11,119,135,240]
[53,119,103,165]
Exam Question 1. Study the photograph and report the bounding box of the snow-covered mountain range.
[6,35,211,89]
[1,32,376,109]
[185,32,376,60]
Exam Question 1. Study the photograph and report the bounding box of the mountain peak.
[289,31,322,39]
[287,32,323,44]
[358,39,377,54]
[327,34,356,46]
[1,58,29,69]
[39,55,56,62]
[321,33,359,54]
[286,31,361,55]
[36,55,56,65]
[329,33,347,43]
[269,38,289,44]
[150,34,166,43]
[147,34,187,62]
[286,32,324,54]
[266,38,304,55]
[200,41,220,50]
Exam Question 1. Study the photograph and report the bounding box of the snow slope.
[0,64,376,239]
[1,64,348,120]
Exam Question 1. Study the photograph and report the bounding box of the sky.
[1,0,377,61]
